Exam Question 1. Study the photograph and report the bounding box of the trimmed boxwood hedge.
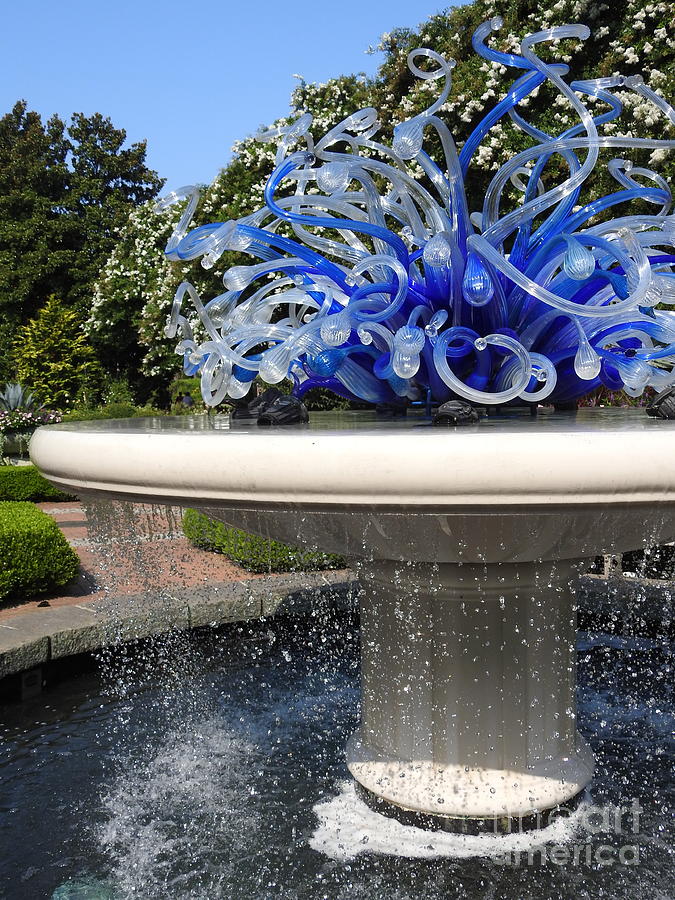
[183,508,344,574]
[61,403,165,422]
[0,502,79,601]
[0,465,73,502]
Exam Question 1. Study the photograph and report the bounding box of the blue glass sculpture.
[158,19,675,408]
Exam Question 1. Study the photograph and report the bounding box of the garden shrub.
[62,403,165,422]
[169,376,203,412]
[0,502,79,600]
[183,508,344,574]
[14,296,103,408]
[0,465,73,502]
[92,401,137,419]
[59,408,112,422]
[101,377,135,405]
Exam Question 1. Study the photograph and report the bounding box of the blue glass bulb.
[462,253,495,306]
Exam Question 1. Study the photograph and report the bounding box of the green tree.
[0,102,71,327]
[14,295,102,408]
[64,112,164,311]
[0,101,164,355]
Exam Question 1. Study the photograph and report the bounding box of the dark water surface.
[0,613,673,900]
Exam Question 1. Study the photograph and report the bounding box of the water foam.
[311,781,588,861]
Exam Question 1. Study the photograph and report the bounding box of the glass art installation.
[160,17,675,411]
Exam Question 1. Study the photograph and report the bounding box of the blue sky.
[1,0,461,190]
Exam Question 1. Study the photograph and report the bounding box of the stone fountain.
[31,19,675,833]
[30,408,675,830]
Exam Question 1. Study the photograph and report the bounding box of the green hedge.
[183,508,344,574]
[62,402,164,422]
[0,465,73,502]
[0,502,79,601]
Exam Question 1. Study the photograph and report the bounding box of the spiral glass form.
[159,18,675,408]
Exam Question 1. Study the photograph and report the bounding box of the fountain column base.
[347,558,594,825]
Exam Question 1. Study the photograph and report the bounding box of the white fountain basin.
[29,408,675,561]
[30,408,675,826]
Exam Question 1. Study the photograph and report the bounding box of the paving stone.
[46,606,106,658]
[0,606,106,672]
[93,594,192,644]
[185,581,261,629]
[260,570,359,617]
[0,623,50,677]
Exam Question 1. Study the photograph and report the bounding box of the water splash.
[98,723,258,899]
[0,613,671,898]
[310,781,590,861]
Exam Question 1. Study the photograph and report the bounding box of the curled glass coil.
[158,18,675,408]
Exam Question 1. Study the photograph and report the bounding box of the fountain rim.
[29,408,675,511]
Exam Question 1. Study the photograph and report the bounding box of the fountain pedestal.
[348,559,594,826]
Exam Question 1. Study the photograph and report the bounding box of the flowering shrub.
[372,0,674,212]
[0,409,62,435]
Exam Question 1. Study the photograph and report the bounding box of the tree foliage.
[0,101,163,338]
[0,102,70,326]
